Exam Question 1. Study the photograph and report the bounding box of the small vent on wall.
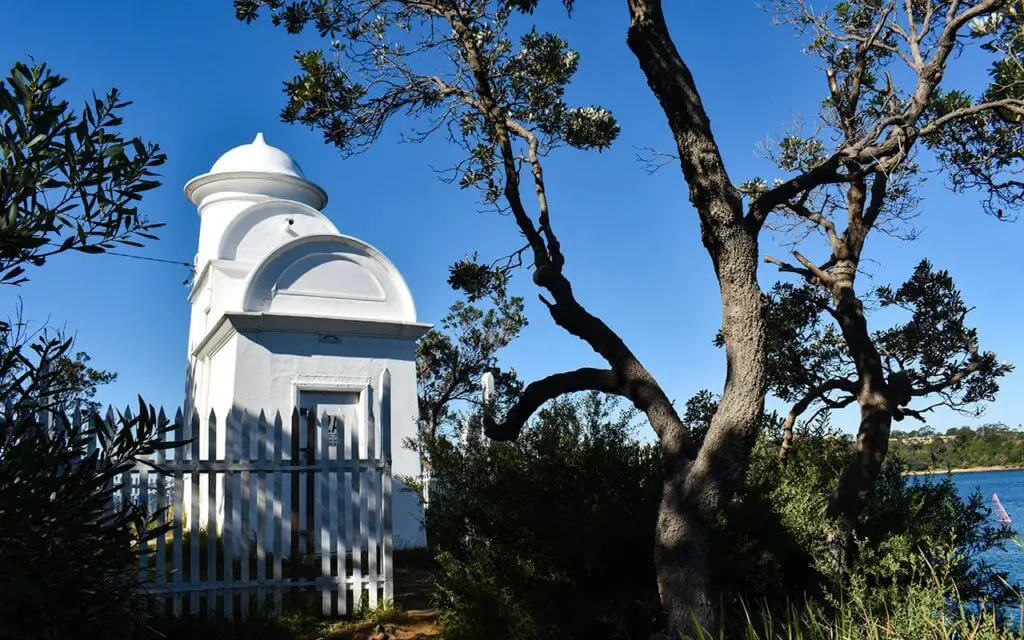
[318,334,340,344]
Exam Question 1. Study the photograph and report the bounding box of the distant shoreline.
[903,465,1024,476]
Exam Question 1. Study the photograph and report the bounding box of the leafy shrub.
[711,409,1014,617]
[0,57,171,639]
[705,552,1021,639]
[0,333,182,639]
[420,392,663,639]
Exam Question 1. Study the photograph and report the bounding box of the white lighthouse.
[183,133,429,548]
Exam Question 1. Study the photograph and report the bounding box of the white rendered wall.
[230,328,424,547]
[188,328,425,547]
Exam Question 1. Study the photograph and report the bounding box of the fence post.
[380,369,393,603]
[239,410,252,618]
[255,410,268,608]
[272,410,285,611]
[366,384,378,609]
[223,408,235,618]
[154,407,168,615]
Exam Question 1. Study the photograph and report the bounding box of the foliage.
[0,309,117,415]
[763,260,1010,450]
[676,391,1015,617]
[417,261,525,440]
[146,609,336,640]
[418,392,663,640]
[0,61,165,286]
[417,387,1013,638]
[49,348,117,413]
[752,0,1024,529]
[0,332,183,639]
[699,563,1023,639]
[0,58,171,638]
[892,423,1024,471]
[234,1,616,174]
[748,437,1011,612]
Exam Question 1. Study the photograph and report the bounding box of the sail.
[993,493,1013,524]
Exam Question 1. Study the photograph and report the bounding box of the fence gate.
[126,389,394,618]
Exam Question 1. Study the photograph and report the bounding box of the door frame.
[290,374,374,459]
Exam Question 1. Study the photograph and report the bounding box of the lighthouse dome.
[184,132,327,210]
[209,133,306,179]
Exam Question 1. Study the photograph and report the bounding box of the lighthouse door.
[296,390,362,561]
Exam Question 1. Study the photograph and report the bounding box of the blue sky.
[2,1,1021,434]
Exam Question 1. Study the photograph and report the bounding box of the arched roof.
[217,199,339,263]
[242,234,417,323]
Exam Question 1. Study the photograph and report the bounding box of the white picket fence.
[101,377,394,618]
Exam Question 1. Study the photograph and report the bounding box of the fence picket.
[329,433,340,615]
[319,410,331,615]
[188,410,201,615]
[343,409,354,615]
[366,386,378,609]
[155,410,168,613]
[139,461,150,585]
[206,409,217,617]
[290,407,301,599]
[255,411,268,608]
[272,411,285,610]
[172,409,185,616]
[351,400,363,607]
[305,410,316,608]
[223,409,235,618]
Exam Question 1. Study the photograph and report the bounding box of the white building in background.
[183,133,429,548]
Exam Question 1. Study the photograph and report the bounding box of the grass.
[143,545,441,639]
[146,600,425,640]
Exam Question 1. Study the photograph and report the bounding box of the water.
[912,468,1024,589]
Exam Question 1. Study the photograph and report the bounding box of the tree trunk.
[623,2,767,635]
[655,233,766,637]
[827,394,892,524]
[826,286,892,528]
[655,457,713,637]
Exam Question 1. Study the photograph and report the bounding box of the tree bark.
[624,2,767,636]
[653,230,766,636]
[826,286,892,528]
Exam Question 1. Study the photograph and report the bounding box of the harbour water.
[913,468,1024,591]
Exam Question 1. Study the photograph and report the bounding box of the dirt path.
[326,548,441,640]
[324,610,441,640]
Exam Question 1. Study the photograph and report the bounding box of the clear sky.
[2,1,1021,434]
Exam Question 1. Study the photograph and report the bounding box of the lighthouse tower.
[183,134,429,547]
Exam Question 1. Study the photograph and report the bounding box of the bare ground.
[325,548,441,640]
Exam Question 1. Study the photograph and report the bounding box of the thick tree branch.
[845,3,896,126]
[764,255,813,280]
[786,199,842,251]
[747,154,848,228]
[793,250,836,285]
[779,378,858,459]
[918,98,1024,137]
[912,356,986,396]
[626,0,743,236]
[484,367,620,441]
[446,10,552,271]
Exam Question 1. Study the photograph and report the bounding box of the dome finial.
[253,132,267,145]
